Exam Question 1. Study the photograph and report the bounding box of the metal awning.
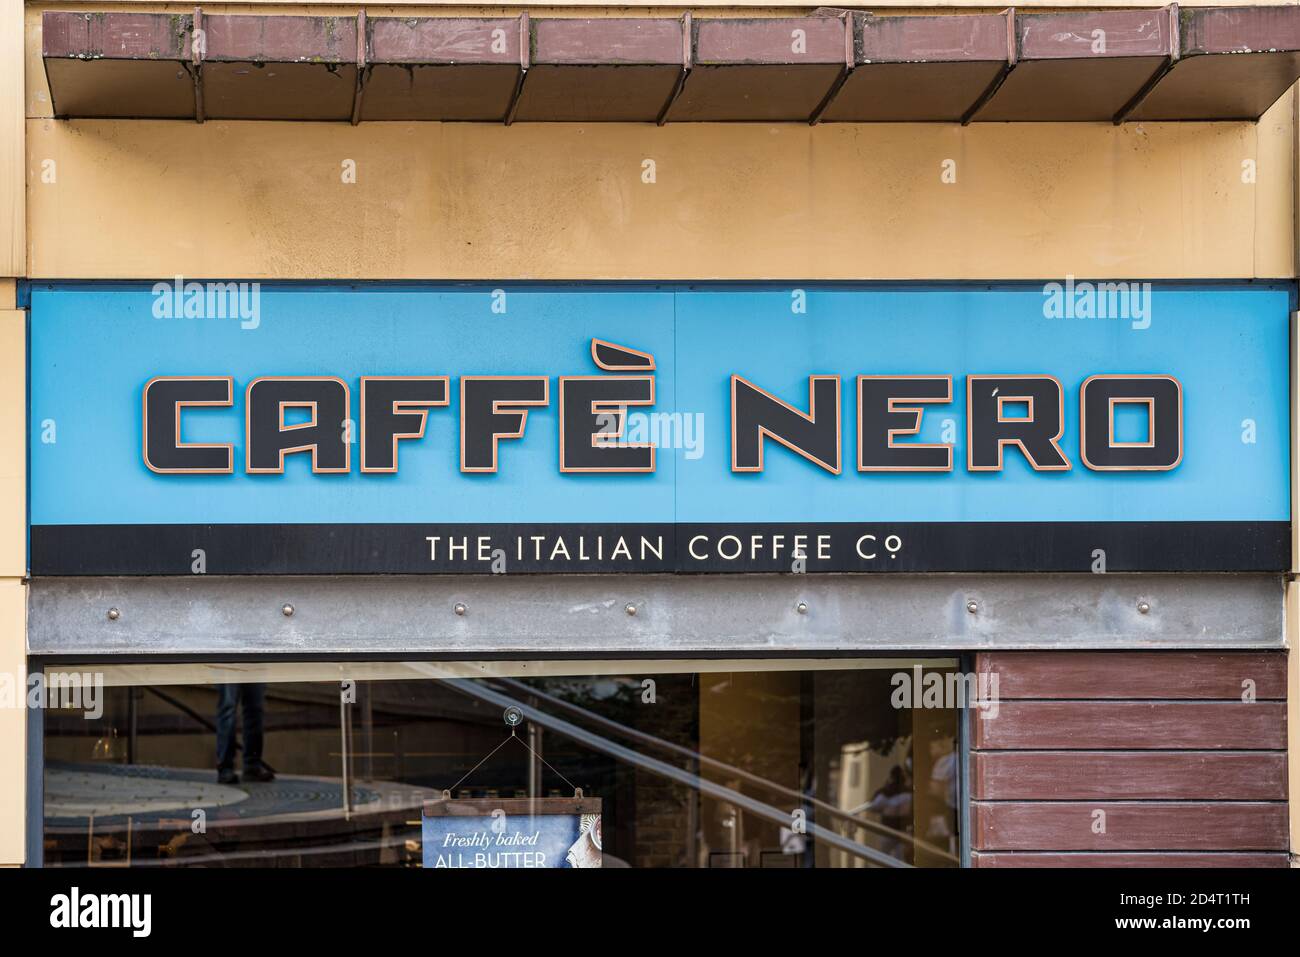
[40,6,1300,124]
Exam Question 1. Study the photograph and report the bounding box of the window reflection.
[43,663,960,868]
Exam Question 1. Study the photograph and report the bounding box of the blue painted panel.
[28,282,1291,526]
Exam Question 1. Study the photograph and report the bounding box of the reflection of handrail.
[432,673,910,869]
[142,686,275,774]
[490,675,958,865]
[143,686,217,734]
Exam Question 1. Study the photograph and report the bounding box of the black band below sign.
[28,521,1290,575]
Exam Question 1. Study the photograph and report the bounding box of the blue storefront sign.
[27,281,1292,573]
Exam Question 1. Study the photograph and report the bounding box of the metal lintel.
[807,12,856,126]
[192,6,205,124]
[40,7,1300,124]
[656,11,693,127]
[503,11,530,126]
[26,573,1284,658]
[1113,3,1181,125]
[961,6,1017,126]
[350,9,367,126]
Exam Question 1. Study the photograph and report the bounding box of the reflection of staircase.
[483,676,955,866]
[435,676,949,868]
[44,763,437,867]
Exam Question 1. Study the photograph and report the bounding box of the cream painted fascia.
[23,0,1296,281]
[1258,89,1299,280]
[25,107,1295,280]
[0,579,25,868]
[0,1,24,870]
[0,580,24,868]
[0,307,25,867]
[2,0,24,276]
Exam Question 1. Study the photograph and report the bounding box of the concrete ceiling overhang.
[40,6,1300,124]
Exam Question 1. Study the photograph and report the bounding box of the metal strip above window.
[26,574,1285,658]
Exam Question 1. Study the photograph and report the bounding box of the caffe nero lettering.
[142,339,1182,476]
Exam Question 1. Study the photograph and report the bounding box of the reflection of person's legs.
[242,683,267,774]
[216,684,240,781]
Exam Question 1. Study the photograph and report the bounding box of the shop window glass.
[42,660,961,868]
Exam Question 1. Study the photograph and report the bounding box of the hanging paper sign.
[422,796,603,869]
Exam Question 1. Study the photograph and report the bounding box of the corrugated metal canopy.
[40,6,1300,123]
